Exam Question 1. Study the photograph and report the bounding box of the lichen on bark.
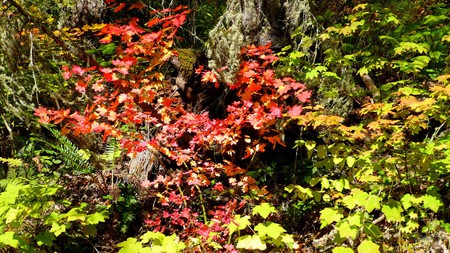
[207,0,317,83]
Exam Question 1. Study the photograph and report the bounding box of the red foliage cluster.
[34,5,310,250]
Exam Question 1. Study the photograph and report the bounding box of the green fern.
[102,137,121,163]
[0,158,25,190]
[42,125,94,174]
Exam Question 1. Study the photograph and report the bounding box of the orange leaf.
[114,3,126,13]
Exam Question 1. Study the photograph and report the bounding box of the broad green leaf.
[357,240,380,253]
[98,43,117,55]
[320,208,343,228]
[305,69,319,80]
[382,199,403,222]
[141,231,164,244]
[281,234,295,248]
[236,235,267,250]
[347,212,363,227]
[363,223,382,239]
[0,232,19,248]
[50,222,66,237]
[333,246,355,253]
[5,207,20,224]
[339,26,353,36]
[337,221,358,239]
[420,194,443,212]
[317,145,327,159]
[364,195,381,213]
[87,211,108,225]
[321,178,330,189]
[286,185,314,201]
[308,177,321,186]
[333,156,344,165]
[353,189,369,206]
[342,195,357,210]
[227,215,251,235]
[442,35,450,42]
[305,141,316,150]
[66,207,86,222]
[400,194,415,210]
[44,212,60,225]
[36,232,56,247]
[305,141,316,158]
[0,183,23,204]
[255,222,286,239]
[117,238,144,253]
[346,156,356,167]
[38,185,59,196]
[252,203,276,219]
[333,178,350,192]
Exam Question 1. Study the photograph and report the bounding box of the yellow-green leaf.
[320,208,343,228]
[252,203,276,219]
[0,232,19,248]
[357,240,380,253]
[364,195,381,213]
[236,235,267,250]
[333,246,355,253]
[255,222,286,239]
[382,199,403,222]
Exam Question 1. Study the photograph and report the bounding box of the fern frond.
[0,177,14,191]
[103,138,121,162]
[43,125,94,174]
[0,157,23,167]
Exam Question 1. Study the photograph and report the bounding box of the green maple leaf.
[5,207,20,224]
[87,210,108,225]
[117,238,144,253]
[337,221,358,239]
[320,208,344,228]
[65,207,86,222]
[252,203,276,219]
[236,235,267,250]
[0,232,19,248]
[364,195,380,213]
[227,215,251,235]
[347,212,363,227]
[255,222,286,239]
[381,199,403,222]
[420,194,443,213]
[50,222,66,237]
[357,240,380,253]
[0,183,23,204]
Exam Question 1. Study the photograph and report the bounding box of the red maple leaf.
[172,15,187,28]
[75,80,87,93]
[34,107,52,124]
[288,105,303,117]
[72,65,85,76]
[296,91,311,103]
